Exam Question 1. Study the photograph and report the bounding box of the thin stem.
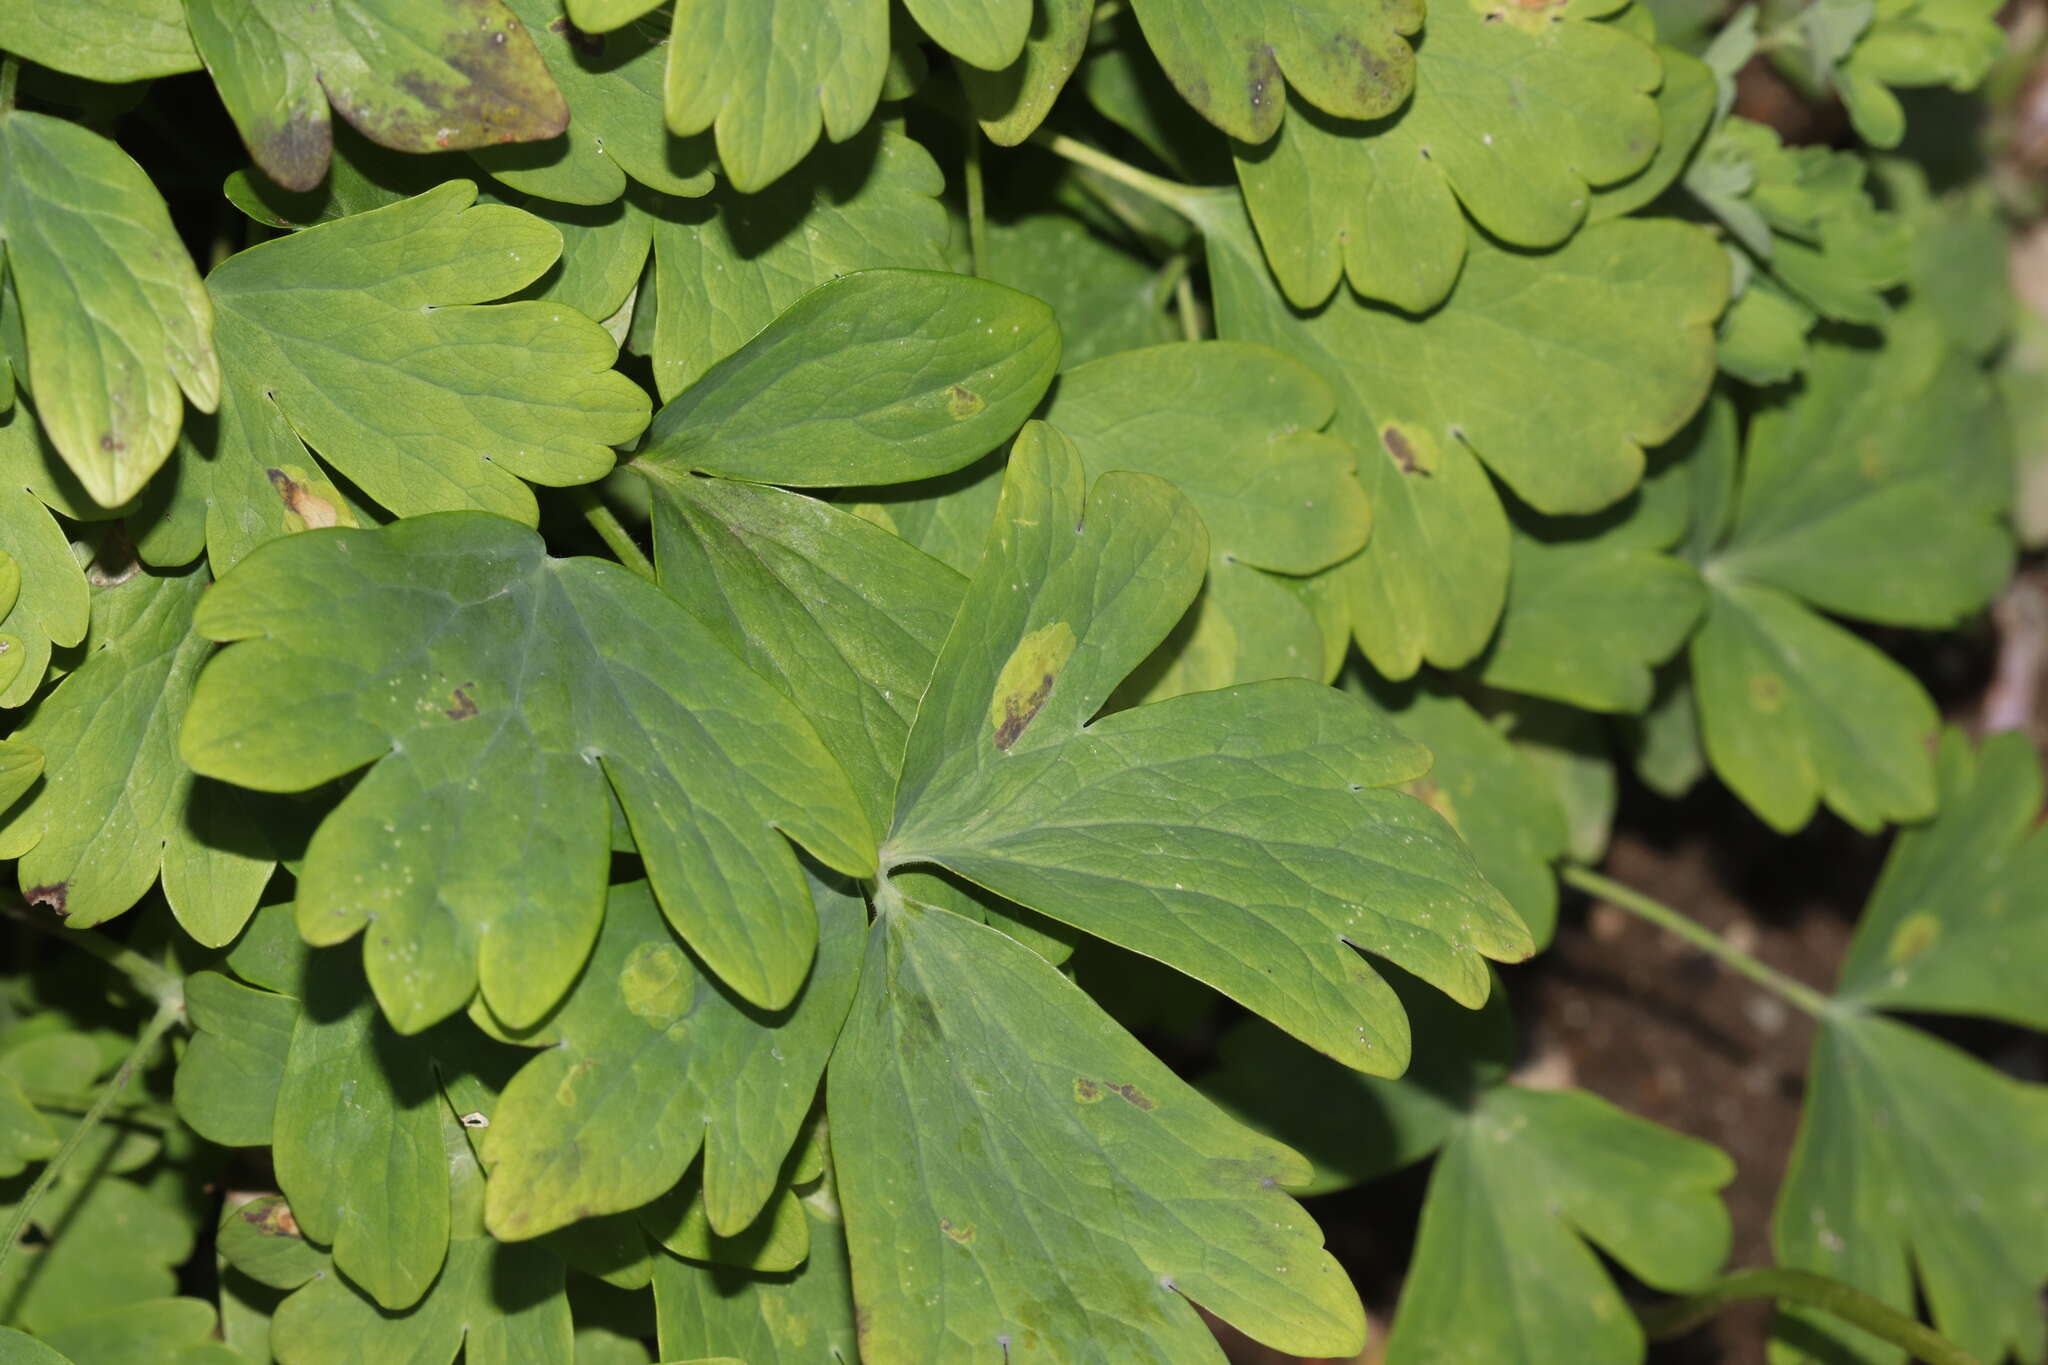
[0,1001,182,1286]
[569,487,655,581]
[1559,866,1832,1019]
[963,120,988,279]
[1173,269,1205,342]
[1640,1268,1979,1365]
[0,57,18,114]
[0,901,181,1008]
[1033,133,1203,221]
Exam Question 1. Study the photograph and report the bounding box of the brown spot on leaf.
[242,1198,302,1239]
[989,622,1077,750]
[98,433,124,453]
[267,468,344,530]
[25,883,67,915]
[940,1218,976,1243]
[255,105,332,194]
[445,684,478,720]
[1383,426,1421,473]
[995,675,1053,751]
[1074,1077,1102,1103]
[947,384,985,419]
[1106,1082,1154,1110]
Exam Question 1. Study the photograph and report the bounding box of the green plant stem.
[1174,269,1205,342]
[1639,1268,1979,1365]
[0,57,17,114]
[1033,133,1203,221]
[1559,865,1832,1019]
[0,1000,182,1285]
[963,122,989,279]
[0,900,182,1008]
[569,487,655,580]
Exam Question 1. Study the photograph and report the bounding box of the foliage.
[0,2,2034,1364]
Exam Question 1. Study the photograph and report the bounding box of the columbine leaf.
[1589,45,1717,221]
[1385,1086,1732,1362]
[1235,0,1661,311]
[1125,0,1421,143]
[0,110,218,507]
[174,969,298,1148]
[1691,306,2008,833]
[0,411,89,706]
[1195,191,1724,676]
[264,1112,575,1365]
[183,0,568,192]
[653,1200,858,1361]
[34,1300,233,1365]
[0,0,199,82]
[885,422,1531,1074]
[479,875,862,1240]
[982,214,1179,368]
[831,895,1367,1361]
[182,512,872,1031]
[644,474,965,830]
[474,0,715,204]
[0,567,274,942]
[648,127,951,399]
[1831,0,2004,147]
[639,269,1060,487]
[190,181,648,572]
[959,0,1093,144]
[0,1171,199,1332]
[1355,677,1571,947]
[0,1072,57,1178]
[654,0,891,193]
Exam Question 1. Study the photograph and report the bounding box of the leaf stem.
[0,57,17,114]
[0,900,183,1009]
[1558,866,1832,1019]
[963,119,989,279]
[1639,1268,1979,1365]
[1174,269,1205,342]
[0,1000,182,1286]
[569,486,655,581]
[24,1087,179,1131]
[1032,133,1204,221]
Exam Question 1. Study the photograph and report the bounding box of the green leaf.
[268,1112,575,1365]
[981,215,1179,369]
[474,1,714,204]
[1385,1087,1732,1363]
[653,1200,858,1362]
[0,1174,198,1332]
[831,895,1367,1361]
[0,568,274,941]
[0,1073,57,1179]
[644,474,965,831]
[0,417,100,706]
[885,423,1531,1074]
[0,110,219,507]
[658,0,891,193]
[36,1300,233,1365]
[1044,340,1369,701]
[184,0,569,192]
[479,875,862,1240]
[1195,191,1724,675]
[1718,273,1817,385]
[639,269,1059,487]
[221,123,454,232]
[174,969,297,1147]
[1125,0,1421,143]
[1833,0,2004,148]
[959,0,1093,144]
[1235,1,1662,311]
[195,181,649,571]
[1354,677,1571,948]
[0,0,199,82]
[183,513,873,1030]
[904,0,1031,70]
[218,1196,330,1293]
[647,127,951,399]
[1589,45,1717,221]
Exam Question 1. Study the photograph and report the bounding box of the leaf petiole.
[1559,865,1832,1019]
[0,899,183,1009]
[1032,133,1205,221]
[1639,1267,1979,1365]
[963,117,988,279]
[0,998,182,1286]
[567,486,656,581]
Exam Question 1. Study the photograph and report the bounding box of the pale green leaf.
[648,127,950,399]
[0,568,274,941]
[831,897,1367,1361]
[959,0,1093,144]
[182,513,873,1030]
[1126,0,1422,143]
[660,0,891,193]
[479,875,862,1240]
[184,0,568,192]
[0,110,218,507]
[198,181,649,569]
[886,423,1531,1074]
[639,269,1059,487]
[1589,45,1718,221]
[904,0,1031,70]
[475,0,715,204]
[0,0,199,82]
[1236,2,1661,311]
